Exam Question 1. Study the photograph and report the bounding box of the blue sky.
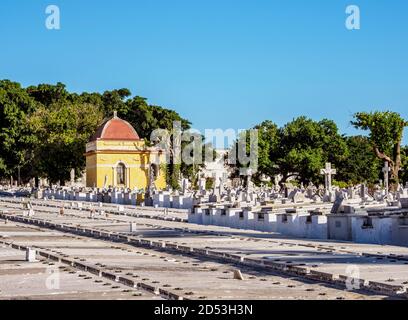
[1,0,407,144]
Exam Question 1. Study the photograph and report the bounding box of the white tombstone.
[382,161,390,196]
[347,187,356,199]
[320,163,336,191]
[130,222,137,232]
[70,169,75,185]
[26,248,37,262]
[28,207,35,217]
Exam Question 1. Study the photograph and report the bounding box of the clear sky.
[1,0,407,144]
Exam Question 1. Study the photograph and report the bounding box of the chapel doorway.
[116,162,126,186]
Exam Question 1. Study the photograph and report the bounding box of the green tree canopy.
[352,111,408,188]
[274,117,348,186]
[336,135,381,186]
[230,117,349,187]
[27,101,103,184]
[0,79,194,187]
[400,145,408,185]
[0,80,38,180]
[125,96,191,139]
[2,79,406,191]
[26,82,69,106]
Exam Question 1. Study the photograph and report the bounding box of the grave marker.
[320,163,336,192]
[26,248,37,262]
[382,161,390,195]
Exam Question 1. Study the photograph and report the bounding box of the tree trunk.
[374,143,401,191]
[391,142,402,191]
[278,174,288,191]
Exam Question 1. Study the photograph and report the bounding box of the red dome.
[90,116,140,141]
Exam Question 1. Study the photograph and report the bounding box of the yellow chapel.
[85,112,167,190]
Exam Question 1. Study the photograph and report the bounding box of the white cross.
[320,162,336,192]
[382,161,390,194]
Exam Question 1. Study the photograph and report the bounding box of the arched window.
[117,163,126,185]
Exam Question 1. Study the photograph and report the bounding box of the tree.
[28,102,103,184]
[274,117,348,187]
[336,135,381,186]
[352,111,408,189]
[400,145,408,186]
[234,120,279,185]
[125,96,191,139]
[0,80,38,182]
[124,96,192,189]
[26,82,69,106]
[0,79,199,188]
[229,117,348,188]
[101,89,132,117]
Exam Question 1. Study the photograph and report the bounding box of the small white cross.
[320,162,336,191]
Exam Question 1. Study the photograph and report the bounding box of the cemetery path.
[4,197,408,262]
[0,199,407,299]
[0,219,388,300]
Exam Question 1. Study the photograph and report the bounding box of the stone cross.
[70,169,75,185]
[320,162,336,192]
[218,177,224,196]
[382,161,390,195]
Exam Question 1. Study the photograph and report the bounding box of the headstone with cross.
[320,162,336,194]
[382,161,390,195]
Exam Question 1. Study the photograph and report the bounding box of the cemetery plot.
[0,220,386,300]
[1,199,408,299]
[0,243,157,300]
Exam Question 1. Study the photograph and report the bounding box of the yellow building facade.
[85,113,166,190]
